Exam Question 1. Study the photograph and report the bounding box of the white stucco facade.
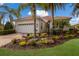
[15,17,47,34]
[14,16,71,34]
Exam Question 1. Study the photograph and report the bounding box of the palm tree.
[31,4,36,38]
[0,11,8,25]
[72,3,79,17]
[50,3,66,35]
[17,3,66,38]
[0,4,24,31]
[0,4,21,25]
[0,14,4,25]
[10,4,25,19]
[38,3,66,36]
[18,3,37,38]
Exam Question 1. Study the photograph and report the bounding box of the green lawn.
[0,38,79,56]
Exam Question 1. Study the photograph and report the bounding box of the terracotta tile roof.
[15,16,72,23]
[15,16,40,22]
[42,16,72,22]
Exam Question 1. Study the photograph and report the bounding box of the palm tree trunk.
[51,3,54,36]
[31,3,36,38]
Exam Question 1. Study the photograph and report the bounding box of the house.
[14,16,71,34]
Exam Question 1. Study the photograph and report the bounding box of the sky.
[5,3,73,17]
[0,3,78,25]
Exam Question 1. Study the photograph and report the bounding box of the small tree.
[0,24,4,30]
[4,22,13,30]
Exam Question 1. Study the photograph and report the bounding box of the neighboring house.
[14,16,71,34]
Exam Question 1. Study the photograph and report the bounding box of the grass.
[0,38,79,56]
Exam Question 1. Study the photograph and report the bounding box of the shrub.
[77,31,79,33]
[52,35,60,40]
[12,39,20,44]
[64,34,75,39]
[12,39,17,44]
[27,35,33,39]
[51,28,62,35]
[27,39,37,46]
[64,35,70,39]
[48,39,54,44]
[0,29,15,35]
[19,40,27,47]
[0,30,3,35]
[68,27,77,34]
[15,34,22,39]
[69,34,75,38]
[59,35,64,40]
[76,31,79,36]
[26,33,34,39]
[37,38,48,44]
[4,22,13,30]
[0,25,4,30]
[40,33,48,38]
[36,34,39,37]
[5,29,15,34]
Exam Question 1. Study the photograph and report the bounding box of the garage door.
[16,24,34,33]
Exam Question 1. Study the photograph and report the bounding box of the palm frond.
[72,3,79,17]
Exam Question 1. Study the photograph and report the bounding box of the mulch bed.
[1,37,74,50]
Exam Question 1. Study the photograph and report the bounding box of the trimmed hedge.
[0,29,15,35]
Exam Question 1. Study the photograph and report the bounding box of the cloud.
[28,10,48,17]
[70,17,79,25]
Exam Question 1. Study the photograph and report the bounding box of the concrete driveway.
[0,34,17,47]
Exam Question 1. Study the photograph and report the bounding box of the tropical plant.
[4,22,13,30]
[37,3,66,36]
[72,3,79,17]
[0,3,66,37]
[49,3,66,35]
[0,4,21,25]
[19,40,27,47]
[20,3,66,38]
[0,13,5,25]
[18,3,37,38]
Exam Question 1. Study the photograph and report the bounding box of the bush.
[59,35,64,40]
[52,35,60,40]
[48,39,54,44]
[64,35,70,39]
[4,22,13,30]
[19,40,27,47]
[37,38,54,45]
[27,35,33,39]
[0,25,4,30]
[68,27,77,34]
[12,39,17,44]
[40,33,48,38]
[37,38,48,44]
[12,39,20,44]
[0,29,15,35]
[27,39,37,46]
[69,34,75,38]
[51,28,62,35]
[15,34,23,39]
